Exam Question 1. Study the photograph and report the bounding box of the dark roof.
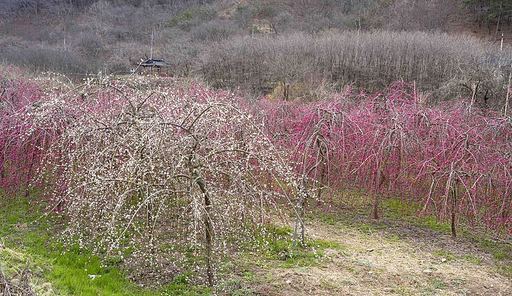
[140,59,168,67]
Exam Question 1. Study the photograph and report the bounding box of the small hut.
[140,58,167,69]
[138,58,169,73]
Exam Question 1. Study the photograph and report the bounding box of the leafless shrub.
[190,19,239,42]
[377,0,457,31]
[76,32,106,59]
[167,4,216,31]
[200,31,512,107]
[0,46,93,74]
[161,39,200,76]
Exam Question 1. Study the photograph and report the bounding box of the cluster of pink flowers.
[259,83,511,234]
[0,71,44,192]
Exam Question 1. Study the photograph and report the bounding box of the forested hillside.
[1,1,511,106]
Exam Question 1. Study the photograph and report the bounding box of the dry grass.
[244,221,511,295]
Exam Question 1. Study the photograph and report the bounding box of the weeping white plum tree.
[41,78,301,285]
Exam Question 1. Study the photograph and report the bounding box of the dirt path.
[249,221,512,296]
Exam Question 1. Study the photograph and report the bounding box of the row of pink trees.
[259,83,512,236]
[0,72,46,195]
[0,69,78,198]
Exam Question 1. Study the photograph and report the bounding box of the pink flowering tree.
[0,71,46,195]
[259,83,512,236]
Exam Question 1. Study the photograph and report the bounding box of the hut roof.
[140,59,168,67]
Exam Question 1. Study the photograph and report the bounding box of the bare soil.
[245,220,511,296]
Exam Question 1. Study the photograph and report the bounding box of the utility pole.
[495,1,503,38]
[505,65,511,117]
[150,29,154,59]
[500,33,504,52]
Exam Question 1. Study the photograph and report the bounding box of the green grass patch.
[478,239,511,261]
[475,238,512,278]
[427,277,447,291]
[432,250,456,262]
[462,255,482,265]
[251,224,345,268]
[382,198,451,233]
[0,192,210,296]
[316,213,337,225]
[383,198,417,218]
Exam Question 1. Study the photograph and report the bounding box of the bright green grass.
[382,198,451,233]
[0,193,211,296]
[250,224,346,268]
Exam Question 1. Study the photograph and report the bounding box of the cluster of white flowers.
[35,76,301,285]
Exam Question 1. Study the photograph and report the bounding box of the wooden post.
[150,29,154,59]
[496,1,503,38]
[469,83,478,113]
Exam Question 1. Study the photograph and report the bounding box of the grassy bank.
[0,192,211,296]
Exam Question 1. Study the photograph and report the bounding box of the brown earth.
[243,220,511,296]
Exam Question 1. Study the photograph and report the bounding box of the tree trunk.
[450,180,458,238]
[315,138,327,203]
[372,165,385,220]
[146,194,155,250]
[283,82,290,101]
[0,155,4,180]
[505,67,511,116]
[294,180,308,247]
[24,148,36,198]
[316,164,326,203]
[195,173,214,286]
[372,193,380,220]
[188,140,214,286]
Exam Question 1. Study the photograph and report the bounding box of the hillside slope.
[0,0,508,75]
